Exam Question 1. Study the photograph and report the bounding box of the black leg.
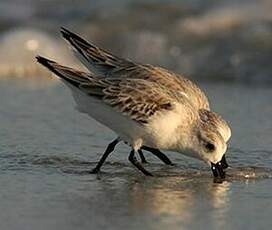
[128,149,153,176]
[138,149,148,163]
[90,138,119,174]
[141,146,173,165]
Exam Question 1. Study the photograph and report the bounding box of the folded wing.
[36,56,176,124]
[60,27,209,110]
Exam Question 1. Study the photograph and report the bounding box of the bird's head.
[194,124,227,165]
[199,109,231,143]
[176,111,230,179]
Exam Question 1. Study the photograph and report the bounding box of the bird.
[36,27,231,178]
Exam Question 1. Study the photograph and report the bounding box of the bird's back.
[60,27,210,111]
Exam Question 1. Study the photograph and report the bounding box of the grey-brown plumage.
[36,28,231,178]
[61,27,210,110]
[60,27,230,142]
[36,57,175,124]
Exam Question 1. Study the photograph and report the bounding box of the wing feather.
[60,28,209,110]
[102,79,174,123]
[36,56,176,124]
[61,27,134,76]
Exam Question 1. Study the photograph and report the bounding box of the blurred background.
[1,1,272,230]
[1,0,272,84]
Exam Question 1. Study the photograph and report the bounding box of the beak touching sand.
[211,154,228,179]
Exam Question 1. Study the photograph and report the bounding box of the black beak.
[220,155,229,169]
[211,154,228,179]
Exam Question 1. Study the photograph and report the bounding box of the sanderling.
[36,28,231,178]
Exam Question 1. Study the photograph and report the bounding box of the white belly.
[68,84,147,149]
[64,82,182,151]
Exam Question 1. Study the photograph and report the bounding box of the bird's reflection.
[131,177,194,218]
[129,176,231,228]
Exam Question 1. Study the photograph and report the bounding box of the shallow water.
[1,79,272,230]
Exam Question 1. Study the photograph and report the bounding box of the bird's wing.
[36,56,108,95]
[100,78,177,124]
[60,27,209,110]
[111,64,210,110]
[36,56,184,124]
[60,27,177,81]
[60,27,135,76]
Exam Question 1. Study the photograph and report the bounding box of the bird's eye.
[205,142,215,152]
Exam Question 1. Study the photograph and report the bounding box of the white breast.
[66,83,148,149]
[143,103,192,150]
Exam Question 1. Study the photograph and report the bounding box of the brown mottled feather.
[60,28,210,110]
[110,65,210,110]
[102,79,174,123]
[36,56,175,124]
